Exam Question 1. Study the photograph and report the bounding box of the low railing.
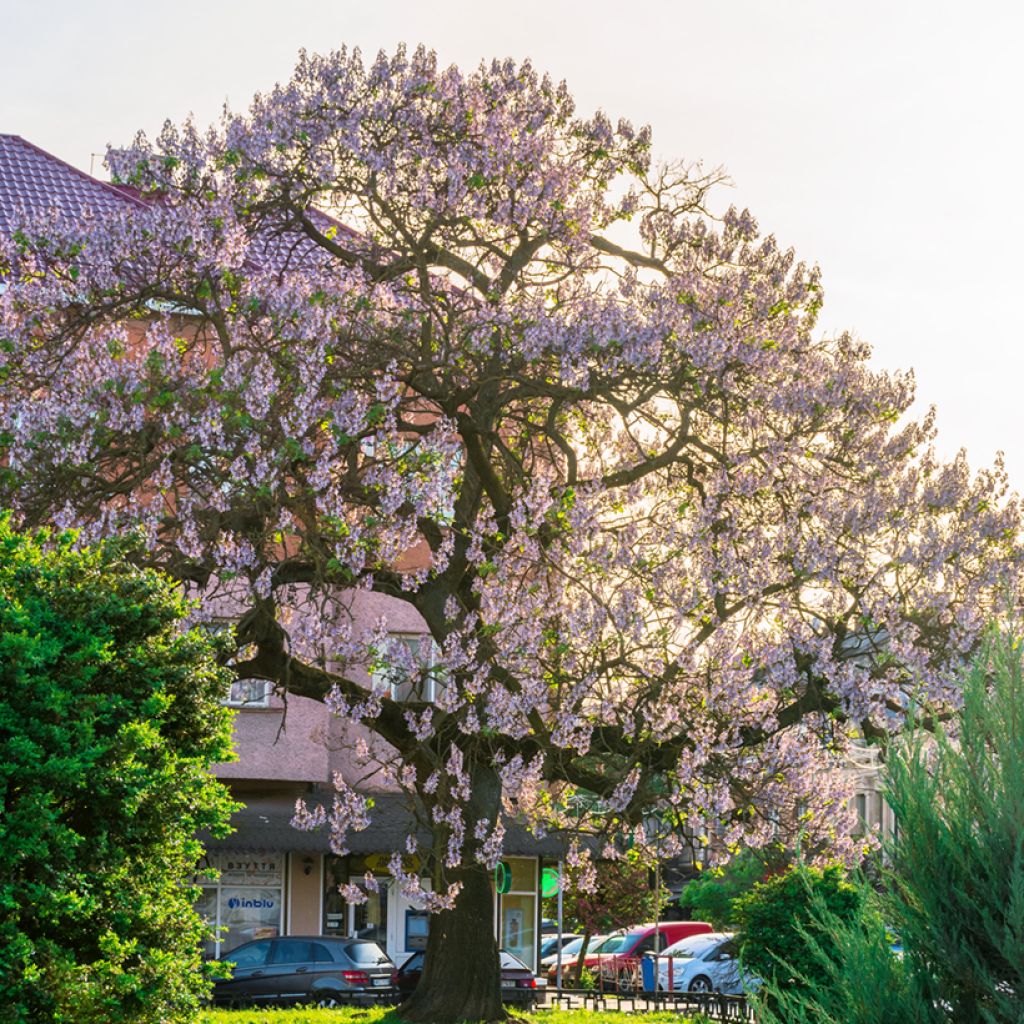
[294,981,754,1021]
[545,953,754,1022]
[541,988,754,1021]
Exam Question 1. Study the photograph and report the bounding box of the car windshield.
[597,931,644,954]
[344,941,390,964]
[555,935,599,958]
[400,951,425,972]
[499,950,531,971]
[665,935,724,959]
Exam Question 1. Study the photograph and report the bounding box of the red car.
[595,922,714,991]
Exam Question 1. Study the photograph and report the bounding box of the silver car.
[655,932,758,994]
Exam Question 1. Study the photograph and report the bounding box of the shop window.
[322,856,389,953]
[195,852,284,958]
[498,857,538,970]
[501,893,536,966]
[507,858,536,892]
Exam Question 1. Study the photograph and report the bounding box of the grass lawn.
[200,1008,711,1024]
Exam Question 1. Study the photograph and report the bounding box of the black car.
[212,936,395,1007]
[392,949,547,1008]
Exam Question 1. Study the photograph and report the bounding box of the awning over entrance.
[203,791,596,857]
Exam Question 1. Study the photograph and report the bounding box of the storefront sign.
[541,866,560,897]
[219,854,284,886]
[495,861,512,894]
[363,852,422,875]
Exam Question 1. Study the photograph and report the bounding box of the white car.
[540,933,608,970]
[655,932,758,994]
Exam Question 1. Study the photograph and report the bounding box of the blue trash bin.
[640,954,656,992]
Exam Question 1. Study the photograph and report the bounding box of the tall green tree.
[680,847,789,929]
[752,630,1024,1024]
[753,879,936,1024]
[883,631,1024,1022]
[0,518,236,1024]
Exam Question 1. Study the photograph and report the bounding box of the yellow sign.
[363,853,422,875]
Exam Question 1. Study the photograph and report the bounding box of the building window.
[854,790,885,835]
[371,633,444,702]
[225,677,272,708]
[196,851,284,958]
[201,619,272,708]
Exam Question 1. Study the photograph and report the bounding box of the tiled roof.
[0,133,143,236]
[0,132,359,280]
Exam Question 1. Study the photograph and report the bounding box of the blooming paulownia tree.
[0,46,1020,1021]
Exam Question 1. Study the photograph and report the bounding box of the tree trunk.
[573,930,591,987]
[401,762,507,1023]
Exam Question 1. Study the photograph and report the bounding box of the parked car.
[596,922,715,991]
[654,932,759,994]
[392,949,547,1008]
[211,936,395,1007]
[539,933,582,961]
[542,933,611,984]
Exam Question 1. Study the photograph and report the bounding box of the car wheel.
[688,975,714,993]
[315,992,344,1008]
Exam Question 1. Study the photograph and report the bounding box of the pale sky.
[4,0,1022,484]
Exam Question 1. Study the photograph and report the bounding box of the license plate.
[373,978,390,986]
[501,981,517,988]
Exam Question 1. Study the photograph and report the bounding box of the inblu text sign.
[226,896,276,910]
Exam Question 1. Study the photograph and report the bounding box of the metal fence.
[541,989,755,1021]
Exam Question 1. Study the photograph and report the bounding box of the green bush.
[0,519,237,1023]
[753,880,936,1024]
[734,862,863,992]
[679,848,786,929]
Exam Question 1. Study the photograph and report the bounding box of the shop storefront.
[494,858,539,970]
[319,852,540,969]
[200,798,550,967]
[322,853,432,965]
[196,851,285,958]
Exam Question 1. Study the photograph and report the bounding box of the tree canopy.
[0,517,236,1024]
[0,43,1020,1020]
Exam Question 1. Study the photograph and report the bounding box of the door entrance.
[348,880,390,954]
